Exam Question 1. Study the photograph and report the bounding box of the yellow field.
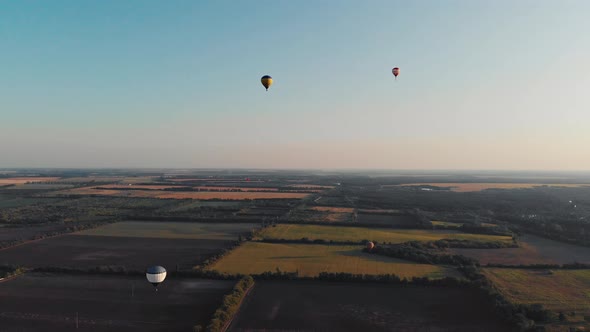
[0,177,60,185]
[394,183,589,192]
[53,187,308,200]
[309,206,355,213]
[484,268,590,327]
[207,242,460,279]
[256,224,512,244]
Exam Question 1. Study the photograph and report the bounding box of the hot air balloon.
[261,75,273,91]
[392,67,400,80]
[366,242,375,251]
[146,266,167,291]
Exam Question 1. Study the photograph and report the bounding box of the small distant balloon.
[366,242,375,251]
[261,75,273,91]
[392,67,400,80]
[146,266,167,291]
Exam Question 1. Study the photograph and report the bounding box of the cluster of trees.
[0,265,26,279]
[203,276,255,332]
[459,265,555,331]
[367,242,479,266]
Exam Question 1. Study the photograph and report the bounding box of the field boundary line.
[223,281,256,332]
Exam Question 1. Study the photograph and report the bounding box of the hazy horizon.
[2,1,589,170]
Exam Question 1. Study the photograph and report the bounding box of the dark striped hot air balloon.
[392,67,400,80]
[261,75,273,91]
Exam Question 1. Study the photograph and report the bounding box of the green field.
[256,224,512,244]
[78,221,260,240]
[207,242,461,279]
[484,268,590,326]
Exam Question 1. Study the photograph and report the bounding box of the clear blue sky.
[1,1,589,169]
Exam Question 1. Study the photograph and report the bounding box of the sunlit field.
[208,242,460,279]
[256,224,513,244]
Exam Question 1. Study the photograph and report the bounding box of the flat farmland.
[207,242,460,279]
[393,182,589,192]
[356,213,419,226]
[484,268,590,327]
[0,223,92,244]
[256,224,512,244]
[451,234,590,265]
[0,273,234,332]
[0,177,60,185]
[194,186,279,192]
[287,184,334,189]
[309,206,354,213]
[53,188,308,200]
[96,184,187,190]
[229,281,510,332]
[0,234,230,270]
[78,221,259,241]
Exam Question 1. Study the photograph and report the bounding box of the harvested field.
[0,177,60,185]
[78,221,259,241]
[194,186,279,192]
[451,234,590,265]
[96,184,186,190]
[0,235,231,270]
[7,183,74,190]
[207,242,459,279]
[53,188,308,200]
[356,213,418,226]
[309,206,354,213]
[432,220,463,227]
[256,224,512,244]
[393,182,589,192]
[0,222,97,244]
[286,184,335,189]
[484,268,590,327]
[0,273,234,332]
[229,281,510,332]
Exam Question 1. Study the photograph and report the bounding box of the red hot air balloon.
[392,67,400,80]
[366,242,375,251]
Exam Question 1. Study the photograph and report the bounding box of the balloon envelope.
[261,75,273,91]
[366,242,375,250]
[392,67,400,77]
[146,266,167,288]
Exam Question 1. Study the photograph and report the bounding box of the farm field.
[0,177,60,185]
[0,234,231,270]
[53,187,309,200]
[207,242,460,278]
[78,221,259,241]
[356,213,419,226]
[287,184,334,189]
[194,186,279,192]
[256,224,513,244]
[393,182,589,192]
[229,281,511,332]
[451,234,590,265]
[0,222,99,244]
[308,206,354,213]
[95,184,187,190]
[0,273,233,332]
[483,268,590,328]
